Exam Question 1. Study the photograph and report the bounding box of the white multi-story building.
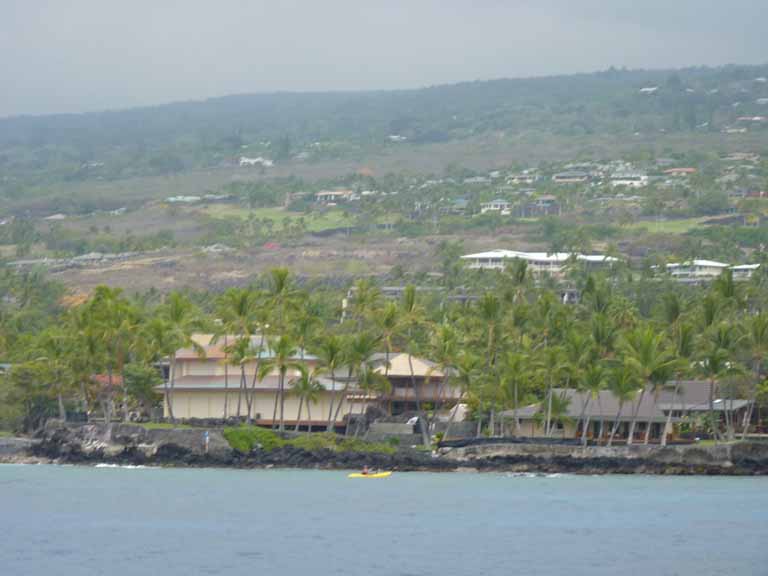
[731,263,761,281]
[480,199,512,215]
[610,172,649,188]
[461,250,619,277]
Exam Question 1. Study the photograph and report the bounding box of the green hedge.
[223,426,395,455]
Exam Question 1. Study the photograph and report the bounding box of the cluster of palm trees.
[1,263,767,445]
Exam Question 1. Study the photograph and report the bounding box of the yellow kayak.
[348,471,392,479]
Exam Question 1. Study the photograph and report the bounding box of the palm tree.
[578,362,606,446]
[216,288,259,419]
[34,327,72,421]
[500,351,533,437]
[266,267,298,332]
[607,364,640,446]
[349,278,381,330]
[375,301,401,411]
[442,352,482,442]
[537,345,566,437]
[83,286,136,433]
[741,313,768,438]
[317,334,345,432]
[399,285,430,446]
[661,322,695,446]
[225,336,251,421]
[428,323,459,412]
[620,325,678,445]
[332,331,381,427]
[159,292,205,423]
[696,324,743,442]
[290,365,323,432]
[257,335,300,432]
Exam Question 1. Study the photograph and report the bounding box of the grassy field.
[624,217,711,235]
[198,205,350,232]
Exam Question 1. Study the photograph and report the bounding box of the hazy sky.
[1,0,766,117]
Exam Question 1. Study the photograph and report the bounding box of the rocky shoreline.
[2,423,768,476]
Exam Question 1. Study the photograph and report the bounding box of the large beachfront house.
[157,335,458,427]
[503,381,752,443]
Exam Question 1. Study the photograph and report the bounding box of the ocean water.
[1,465,765,576]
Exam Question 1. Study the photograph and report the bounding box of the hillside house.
[665,260,729,283]
[514,195,561,217]
[731,264,761,281]
[480,199,512,215]
[552,171,589,184]
[461,250,619,277]
[315,189,354,205]
[610,172,649,188]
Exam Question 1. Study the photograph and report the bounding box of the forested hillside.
[2,65,768,187]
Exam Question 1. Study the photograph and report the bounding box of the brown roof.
[506,381,749,422]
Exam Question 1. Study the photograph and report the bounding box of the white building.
[665,260,729,283]
[663,260,761,283]
[480,199,512,215]
[731,263,761,281]
[610,172,649,188]
[315,189,354,204]
[461,250,619,277]
[239,156,274,168]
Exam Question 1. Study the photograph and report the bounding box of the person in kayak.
[361,465,370,475]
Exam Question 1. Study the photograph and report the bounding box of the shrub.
[223,426,396,455]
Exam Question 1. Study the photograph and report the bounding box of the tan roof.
[374,353,443,378]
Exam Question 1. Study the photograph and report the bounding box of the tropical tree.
[741,313,768,438]
[620,325,678,445]
[290,365,323,432]
[159,292,205,423]
[607,364,640,446]
[317,334,345,432]
[257,335,300,432]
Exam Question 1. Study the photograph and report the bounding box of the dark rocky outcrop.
[13,422,768,475]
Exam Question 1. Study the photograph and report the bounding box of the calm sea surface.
[1,464,766,576]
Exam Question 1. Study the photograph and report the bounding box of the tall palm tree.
[290,365,323,433]
[375,301,401,411]
[537,345,566,437]
[332,331,381,426]
[160,292,205,423]
[349,278,381,330]
[442,352,482,442]
[216,288,259,419]
[500,351,532,437]
[741,313,768,438]
[83,286,136,433]
[317,334,345,432]
[620,325,678,445]
[225,337,251,421]
[607,364,640,446]
[579,362,606,446]
[696,324,743,442]
[399,285,430,446]
[257,335,300,432]
[266,267,298,332]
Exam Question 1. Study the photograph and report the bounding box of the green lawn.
[197,205,350,232]
[625,217,711,235]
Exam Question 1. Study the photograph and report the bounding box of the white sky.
[1,0,766,117]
